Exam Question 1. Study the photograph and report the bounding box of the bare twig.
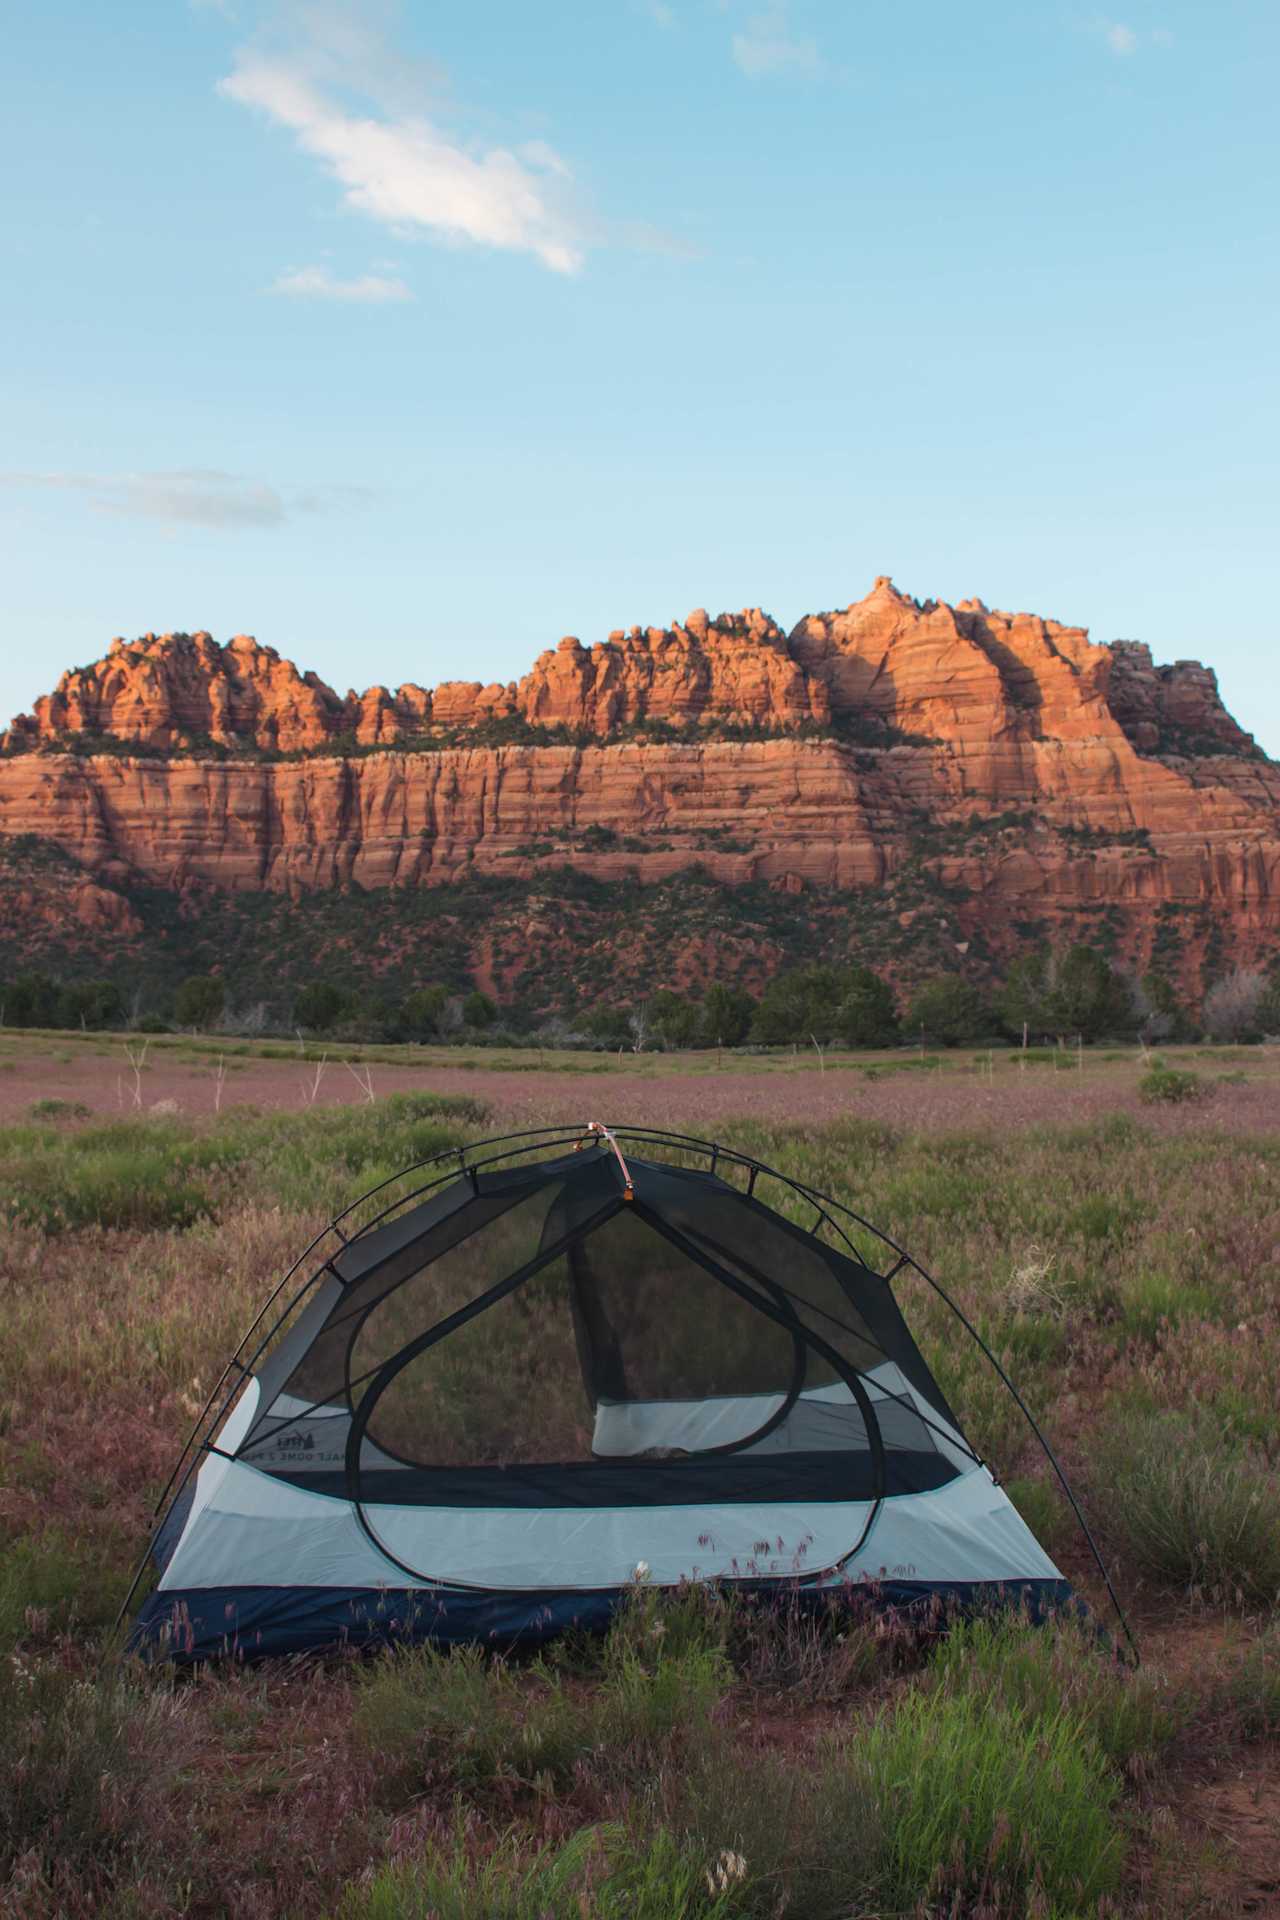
[345,1062,376,1105]
[301,1054,329,1108]
[124,1040,150,1111]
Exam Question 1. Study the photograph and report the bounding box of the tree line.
[4,944,1280,1048]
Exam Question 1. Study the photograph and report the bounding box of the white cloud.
[2,470,369,531]
[269,264,412,302]
[640,0,676,25]
[731,4,820,78]
[219,45,586,275]
[1105,22,1138,55]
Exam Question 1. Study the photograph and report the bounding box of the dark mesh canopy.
[124,1121,1134,1667]
[235,1139,976,1530]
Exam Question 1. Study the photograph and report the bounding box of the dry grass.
[1,1066,1278,1914]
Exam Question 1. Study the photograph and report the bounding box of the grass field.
[1,1047,1278,1916]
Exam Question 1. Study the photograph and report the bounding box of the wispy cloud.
[2,469,369,531]
[638,0,676,25]
[269,264,412,302]
[731,2,820,78]
[1096,19,1170,55]
[218,13,586,276]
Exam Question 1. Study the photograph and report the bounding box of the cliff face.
[2,579,1277,995]
[3,606,827,753]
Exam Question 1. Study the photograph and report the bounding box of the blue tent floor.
[130,1575,1077,1662]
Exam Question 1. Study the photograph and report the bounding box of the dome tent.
[124,1123,1126,1662]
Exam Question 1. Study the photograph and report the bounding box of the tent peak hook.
[582,1119,635,1201]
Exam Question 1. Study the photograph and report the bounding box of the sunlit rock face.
[2,580,1277,986]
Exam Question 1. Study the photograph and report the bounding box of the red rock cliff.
[2,580,1277,986]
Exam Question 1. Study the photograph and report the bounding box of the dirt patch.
[1149,1744,1280,1918]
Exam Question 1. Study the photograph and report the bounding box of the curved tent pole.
[117,1120,1137,1664]
[109,1222,346,1641]
[590,1126,1138,1664]
[112,1125,605,1639]
[879,1249,1140,1667]
[164,1122,602,1489]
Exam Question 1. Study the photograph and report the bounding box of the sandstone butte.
[1,577,1278,989]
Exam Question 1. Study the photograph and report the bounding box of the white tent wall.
[157,1426,1060,1597]
[128,1128,1105,1662]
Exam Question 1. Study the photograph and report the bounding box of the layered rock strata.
[2,579,1277,981]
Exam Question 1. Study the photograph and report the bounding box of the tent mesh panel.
[234,1149,967,1507]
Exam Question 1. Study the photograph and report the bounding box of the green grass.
[26,1097,91,1121]
[353,1614,732,1803]
[1088,1406,1280,1606]
[653,1669,1126,1917]
[1139,1064,1204,1104]
[0,1091,486,1232]
[340,1822,736,1920]
[922,1614,1182,1772]
[2,1085,1279,1915]
[0,1532,130,1653]
[858,1687,1125,1911]
[354,1645,588,1798]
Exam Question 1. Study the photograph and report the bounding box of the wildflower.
[706,1850,748,1894]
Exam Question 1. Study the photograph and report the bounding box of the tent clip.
[584,1119,634,1201]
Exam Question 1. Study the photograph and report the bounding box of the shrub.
[462,990,497,1030]
[1088,1408,1280,1606]
[906,975,987,1046]
[1000,944,1131,1043]
[701,983,756,1047]
[0,1658,187,1887]
[338,1822,735,1919]
[1139,1063,1203,1104]
[57,978,125,1031]
[0,970,61,1028]
[26,1098,91,1121]
[650,989,703,1049]
[294,980,352,1032]
[402,983,449,1039]
[1202,967,1267,1043]
[173,974,226,1030]
[835,967,899,1048]
[750,965,891,1047]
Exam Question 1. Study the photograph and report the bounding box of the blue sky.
[3,1,1277,747]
